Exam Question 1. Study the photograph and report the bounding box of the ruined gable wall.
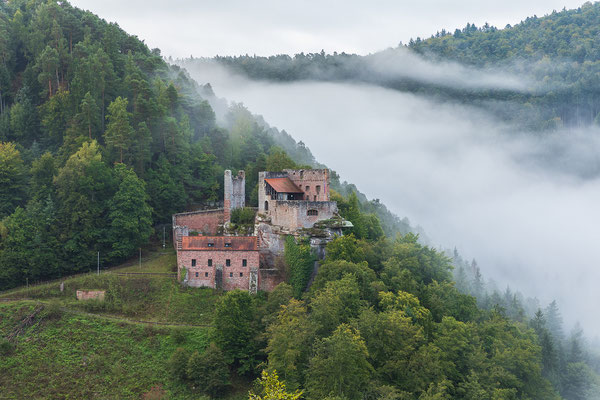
[224,170,246,222]
[285,169,329,201]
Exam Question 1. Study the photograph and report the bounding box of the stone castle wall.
[224,170,245,222]
[259,269,285,292]
[173,209,224,236]
[270,200,338,230]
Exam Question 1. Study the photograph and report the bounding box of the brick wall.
[76,290,105,301]
[259,269,285,292]
[177,249,259,290]
[173,209,224,235]
[285,169,329,201]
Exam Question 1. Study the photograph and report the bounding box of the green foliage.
[309,274,363,336]
[309,259,376,302]
[305,324,373,400]
[382,234,453,288]
[0,142,27,217]
[168,347,189,382]
[107,163,153,261]
[284,236,316,298]
[104,96,134,163]
[186,343,230,397]
[213,290,261,375]
[266,299,314,389]
[231,206,257,225]
[266,147,298,172]
[249,370,303,400]
[0,301,209,399]
[332,191,384,241]
[0,337,14,356]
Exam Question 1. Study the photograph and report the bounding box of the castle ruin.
[173,169,351,293]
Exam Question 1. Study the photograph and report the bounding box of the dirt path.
[0,298,211,328]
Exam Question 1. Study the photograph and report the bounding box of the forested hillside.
[0,0,411,291]
[1,1,600,399]
[201,2,600,129]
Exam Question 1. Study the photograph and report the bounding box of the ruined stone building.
[173,168,350,293]
[258,169,338,231]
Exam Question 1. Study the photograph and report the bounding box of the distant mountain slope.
[196,2,600,129]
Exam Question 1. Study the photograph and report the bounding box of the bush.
[167,347,189,382]
[187,343,230,396]
[231,207,256,225]
[0,338,14,356]
[43,299,63,320]
[171,328,186,344]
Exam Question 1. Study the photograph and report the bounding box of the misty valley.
[1,0,600,399]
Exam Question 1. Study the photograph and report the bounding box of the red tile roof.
[265,178,303,193]
[181,236,258,251]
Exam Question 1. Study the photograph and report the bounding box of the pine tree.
[104,96,134,163]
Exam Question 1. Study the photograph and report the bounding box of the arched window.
[307,209,318,216]
[264,200,269,211]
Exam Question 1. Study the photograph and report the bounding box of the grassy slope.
[0,250,252,399]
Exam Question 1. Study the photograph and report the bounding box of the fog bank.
[185,62,600,336]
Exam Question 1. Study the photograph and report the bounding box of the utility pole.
[163,226,166,249]
[97,251,100,275]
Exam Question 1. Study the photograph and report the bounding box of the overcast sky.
[69,0,585,57]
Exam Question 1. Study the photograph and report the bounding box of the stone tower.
[224,170,245,223]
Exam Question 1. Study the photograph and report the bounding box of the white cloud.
[183,61,600,336]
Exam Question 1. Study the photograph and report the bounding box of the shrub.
[0,338,14,356]
[43,299,63,320]
[167,347,189,382]
[231,207,256,225]
[171,328,186,344]
[186,343,230,397]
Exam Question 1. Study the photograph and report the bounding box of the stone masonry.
[224,170,245,223]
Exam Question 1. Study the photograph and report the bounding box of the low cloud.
[183,61,600,337]
[362,48,532,91]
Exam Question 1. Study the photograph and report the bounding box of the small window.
[305,185,310,192]
[229,272,233,277]
[313,195,317,201]
[307,209,318,216]
[208,259,212,266]
[205,272,209,277]
[240,272,243,277]
[195,272,198,277]
[207,242,214,247]
[226,259,231,267]
[242,259,247,267]
[264,200,269,211]
[225,243,232,247]
[316,185,321,194]
[191,259,196,267]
